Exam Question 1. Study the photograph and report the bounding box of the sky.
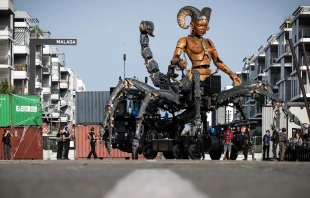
[14,0,310,91]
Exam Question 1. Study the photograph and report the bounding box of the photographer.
[63,127,71,160]
[2,129,13,160]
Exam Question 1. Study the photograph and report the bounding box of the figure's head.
[177,6,212,37]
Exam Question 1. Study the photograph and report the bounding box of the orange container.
[0,127,43,160]
[74,125,149,159]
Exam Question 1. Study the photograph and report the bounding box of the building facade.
[10,9,86,132]
[235,6,310,135]
[0,0,14,85]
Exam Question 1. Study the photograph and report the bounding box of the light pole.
[123,54,126,80]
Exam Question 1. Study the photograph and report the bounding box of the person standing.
[63,127,71,160]
[271,127,279,161]
[56,128,64,160]
[293,132,303,161]
[87,127,98,160]
[2,129,13,160]
[196,131,204,160]
[223,125,233,160]
[279,128,288,161]
[263,130,271,160]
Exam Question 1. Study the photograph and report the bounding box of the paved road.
[0,160,309,198]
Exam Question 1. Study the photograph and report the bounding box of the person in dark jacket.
[2,129,13,160]
[271,127,279,161]
[87,127,98,160]
[63,127,71,160]
[56,128,64,160]
[263,130,271,160]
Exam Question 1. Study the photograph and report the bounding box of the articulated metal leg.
[102,80,125,158]
[132,93,152,160]
[232,99,248,120]
[193,70,202,131]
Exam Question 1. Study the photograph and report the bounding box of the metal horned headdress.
[177,6,212,29]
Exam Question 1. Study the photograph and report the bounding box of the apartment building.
[0,0,14,85]
[275,21,293,102]
[10,9,85,132]
[290,6,310,101]
[13,11,32,94]
[235,6,310,135]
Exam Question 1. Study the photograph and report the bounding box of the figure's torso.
[184,36,214,67]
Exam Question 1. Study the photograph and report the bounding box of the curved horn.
[177,6,201,29]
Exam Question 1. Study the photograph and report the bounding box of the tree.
[0,79,17,94]
[30,25,44,38]
[284,15,292,28]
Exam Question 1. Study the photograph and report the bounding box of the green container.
[0,94,11,127]
[11,94,42,126]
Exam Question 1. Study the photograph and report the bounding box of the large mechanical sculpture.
[101,6,307,160]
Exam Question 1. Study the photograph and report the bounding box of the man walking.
[263,130,271,160]
[223,125,233,160]
[2,129,13,160]
[279,128,288,161]
[87,127,98,160]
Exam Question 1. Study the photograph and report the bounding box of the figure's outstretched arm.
[207,39,241,86]
[171,38,188,70]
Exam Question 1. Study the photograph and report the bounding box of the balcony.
[14,64,28,79]
[35,52,42,66]
[52,112,60,118]
[35,81,42,89]
[299,56,310,66]
[60,80,68,89]
[60,114,68,123]
[60,99,68,106]
[42,87,51,94]
[52,75,59,82]
[60,66,68,72]
[0,0,14,14]
[0,54,12,68]
[299,28,310,41]
[0,26,13,39]
[51,89,59,100]
[43,66,51,74]
[14,45,29,54]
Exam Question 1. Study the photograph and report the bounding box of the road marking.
[103,169,209,198]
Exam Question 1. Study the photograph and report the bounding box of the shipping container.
[75,125,150,159]
[0,127,43,160]
[75,91,110,125]
[0,94,10,127]
[11,94,42,126]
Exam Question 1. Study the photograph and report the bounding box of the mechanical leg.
[132,93,152,160]
[193,70,202,131]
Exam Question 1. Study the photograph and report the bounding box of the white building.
[0,0,14,85]
[237,6,310,136]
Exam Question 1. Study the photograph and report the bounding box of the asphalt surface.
[0,160,309,198]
